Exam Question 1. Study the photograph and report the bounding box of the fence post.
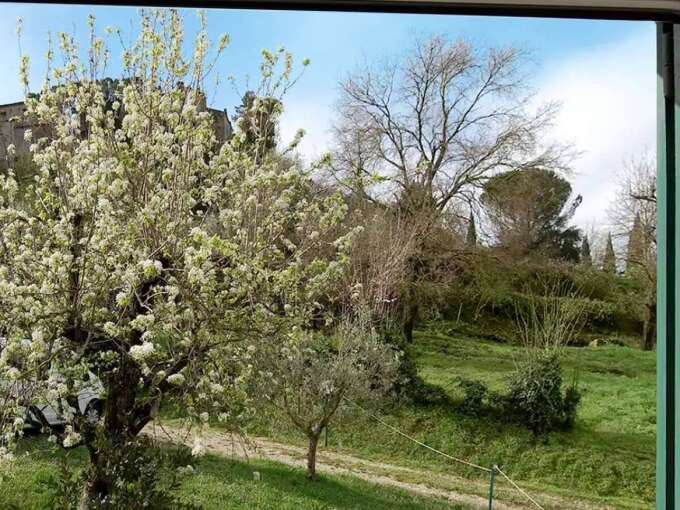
[487,464,497,510]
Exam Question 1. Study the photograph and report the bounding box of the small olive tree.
[0,10,349,506]
[258,314,399,479]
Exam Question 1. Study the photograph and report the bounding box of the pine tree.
[466,212,477,248]
[626,213,645,274]
[603,233,617,274]
[580,235,592,267]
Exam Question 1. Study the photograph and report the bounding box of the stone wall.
[0,99,233,171]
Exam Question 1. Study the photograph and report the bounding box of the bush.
[46,436,200,510]
[382,324,451,406]
[498,353,580,435]
[456,378,488,416]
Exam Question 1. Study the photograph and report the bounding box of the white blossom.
[167,373,185,386]
[129,341,155,361]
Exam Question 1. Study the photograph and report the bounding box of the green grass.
[248,321,656,509]
[5,322,655,509]
[0,436,463,510]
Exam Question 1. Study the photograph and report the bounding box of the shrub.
[456,378,488,416]
[498,285,583,434]
[46,436,200,510]
[499,353,581,435]
[382,323,451,406]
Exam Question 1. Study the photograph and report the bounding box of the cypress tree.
[626,213,645,274]
[466,212,477,248]
[603,233,617,274]
[580,235,592,267]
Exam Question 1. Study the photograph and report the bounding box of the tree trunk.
[78,355,152,507]
[306,433,320,480]
[643,300,657,351]
[79,447,112,510]
[402,299,417,344]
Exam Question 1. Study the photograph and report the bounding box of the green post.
[487,465,496,510]
[657,21,680,510]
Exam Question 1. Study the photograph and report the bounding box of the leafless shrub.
[515,284,587,362]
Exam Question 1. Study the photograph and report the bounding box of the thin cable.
[495,465,545,510]
[344,397,492,473]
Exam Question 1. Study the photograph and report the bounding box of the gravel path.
[142,422,620,510]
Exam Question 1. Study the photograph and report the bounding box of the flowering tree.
[0,10,350,506]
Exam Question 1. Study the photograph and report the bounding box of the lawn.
[4,322,655,509]
[0,436,463,510]
[249,322,656,509]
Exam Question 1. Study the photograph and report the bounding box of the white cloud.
[279,27,655,233]
[534,28,655,229]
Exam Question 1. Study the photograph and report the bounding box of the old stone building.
[0,97,233,171]
[0,101,34,170]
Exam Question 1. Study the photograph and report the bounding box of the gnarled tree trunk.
[306,433,320,480]
[78,355,154,508]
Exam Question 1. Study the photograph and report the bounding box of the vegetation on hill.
[245,325,655,509]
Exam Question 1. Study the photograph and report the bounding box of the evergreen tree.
[480,167,582,261]
[603,233,617,274]
[466,212,477,248]
[626,213,646,274]
[233,90,281,157]
[580,235,592,267]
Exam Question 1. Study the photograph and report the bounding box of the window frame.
[6,1,678,508]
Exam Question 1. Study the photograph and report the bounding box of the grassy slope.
[0,436,463,510]
[5,324,653,509]
[251,322,655,509]
[415,322,655,506]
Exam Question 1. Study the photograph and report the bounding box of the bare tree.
[608,152,657,350]
[340,204,423,321]
[330,35,570,341]
[608,153,656,254]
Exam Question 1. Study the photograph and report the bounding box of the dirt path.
[142,422,619,510]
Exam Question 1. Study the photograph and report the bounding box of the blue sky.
[0,4,656,243]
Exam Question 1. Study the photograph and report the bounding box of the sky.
[0,3,656,231]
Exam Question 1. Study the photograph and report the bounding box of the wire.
[344,397,492,473]
[344,397,546,510]
[495,465,545,510]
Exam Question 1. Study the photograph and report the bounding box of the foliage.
[4,437,459,510]
[381,321,451,406]
[45,456,83,510]
[480,167,582,261]
[45,436,198,510]
[603,233,617,273]
[499,287,584,434]
[580,235,592,267]
[257,312,399,479]
[246,328,655,508]
[232,91,281,159]
[426,254,643,341]
[465,213,477,248]
[330,35,570,344]
[455,378,488,417]
[0,9,349,504]
[498,353,581,435]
